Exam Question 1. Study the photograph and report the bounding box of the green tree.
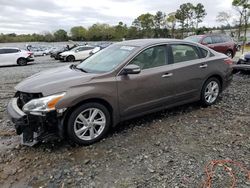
[114,22,128,40]
[54,29,68,41]
[70,26,87,41]
[87,23,115,41]
[175,3,194,38]
[154,11,167,37]
[167,12,177,38]
[194,3,207,29]
[132,13,155,38]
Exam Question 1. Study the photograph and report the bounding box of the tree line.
[0,1,249,43]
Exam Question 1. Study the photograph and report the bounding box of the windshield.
[77,44,137,73]
[184,36,203,43]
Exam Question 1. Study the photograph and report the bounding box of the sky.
[0,0,235,34]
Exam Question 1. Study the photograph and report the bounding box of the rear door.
[168,43,210,101]
[117,45,177,119]
[211,35,226,54]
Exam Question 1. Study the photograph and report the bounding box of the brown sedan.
[7,39,233,146]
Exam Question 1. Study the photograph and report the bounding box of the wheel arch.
[201,74,223,93]
[60,98,115,138]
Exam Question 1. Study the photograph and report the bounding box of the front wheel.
[66,55,75,62]
[201,77,221,106]
[67,103,111,145]
[17,58,27,66]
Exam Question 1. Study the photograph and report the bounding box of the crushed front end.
[7,92,66,146]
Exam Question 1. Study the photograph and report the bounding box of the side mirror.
[122,64,141,75]
[75,50,79,53]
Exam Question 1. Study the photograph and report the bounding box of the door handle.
[162,73,173,78]
[199,64,208,68]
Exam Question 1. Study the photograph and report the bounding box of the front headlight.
[23,92,65,115]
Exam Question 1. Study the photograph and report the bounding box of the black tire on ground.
[17,58,27,66]
[225,50,233,58]
[66,55,75,62]
[67,102,111,145]
[200,77,221,107]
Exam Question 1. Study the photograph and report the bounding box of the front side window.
[212,36,223,43]
[77,44,137,73]
[130,45,167,70]
[170,44,199,63]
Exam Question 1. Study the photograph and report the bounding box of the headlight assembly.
[22,92,65,115]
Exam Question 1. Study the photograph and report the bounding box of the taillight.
[27,52,33,56]
[224,58,233,65]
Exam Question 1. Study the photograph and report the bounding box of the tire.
[43,53,46,56]
[200,77,221,107]
[225,50,233,58]
[17,58,27,66]
[66,55,75,62]
[67,103,111,145]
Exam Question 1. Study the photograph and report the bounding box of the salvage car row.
[0,42,112,66]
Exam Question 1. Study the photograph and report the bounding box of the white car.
[0,47,34,66]
[59,46,94,62]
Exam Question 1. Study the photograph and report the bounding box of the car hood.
[15,65,96,96]
[60,51,74,56]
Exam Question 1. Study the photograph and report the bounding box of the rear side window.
[212,36,223,43]
[221,36,232,42]
[199,47,208,58]
[3,49,19,53]
[202,37,213,44]
[170,44,199,63]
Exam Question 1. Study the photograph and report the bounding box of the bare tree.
[216,11,233,34]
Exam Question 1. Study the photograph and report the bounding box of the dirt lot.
[0,56,249,188]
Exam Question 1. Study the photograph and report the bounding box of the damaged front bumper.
[7,98,64,146]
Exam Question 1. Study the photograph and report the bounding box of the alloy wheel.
[73,108,106,141]
[204,81,219,104]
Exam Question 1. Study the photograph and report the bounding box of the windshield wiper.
[70,64,88,73]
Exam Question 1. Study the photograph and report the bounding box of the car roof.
[116,38,184,47]
[188,34,231,38]
[0,47,20,50]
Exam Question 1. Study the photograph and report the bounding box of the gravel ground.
[0,56,249,188]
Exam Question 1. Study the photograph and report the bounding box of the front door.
[117,45,176,119]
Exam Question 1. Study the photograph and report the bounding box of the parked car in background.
[184,34,237,58]
[7,39,233,146]
[0,47,34,66]
[238,52,250,64]
[89,46,102,55]
[50,47,68,60]
[59,46,94,62]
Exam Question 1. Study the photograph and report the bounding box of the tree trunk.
[241,10,248,54]
[237,13,243,42]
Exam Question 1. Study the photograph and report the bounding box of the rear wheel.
[67,103,111,145]
[226,50,233,58]
[67,55,75,62]
[201,77,221,106]
[17,58,27,66]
